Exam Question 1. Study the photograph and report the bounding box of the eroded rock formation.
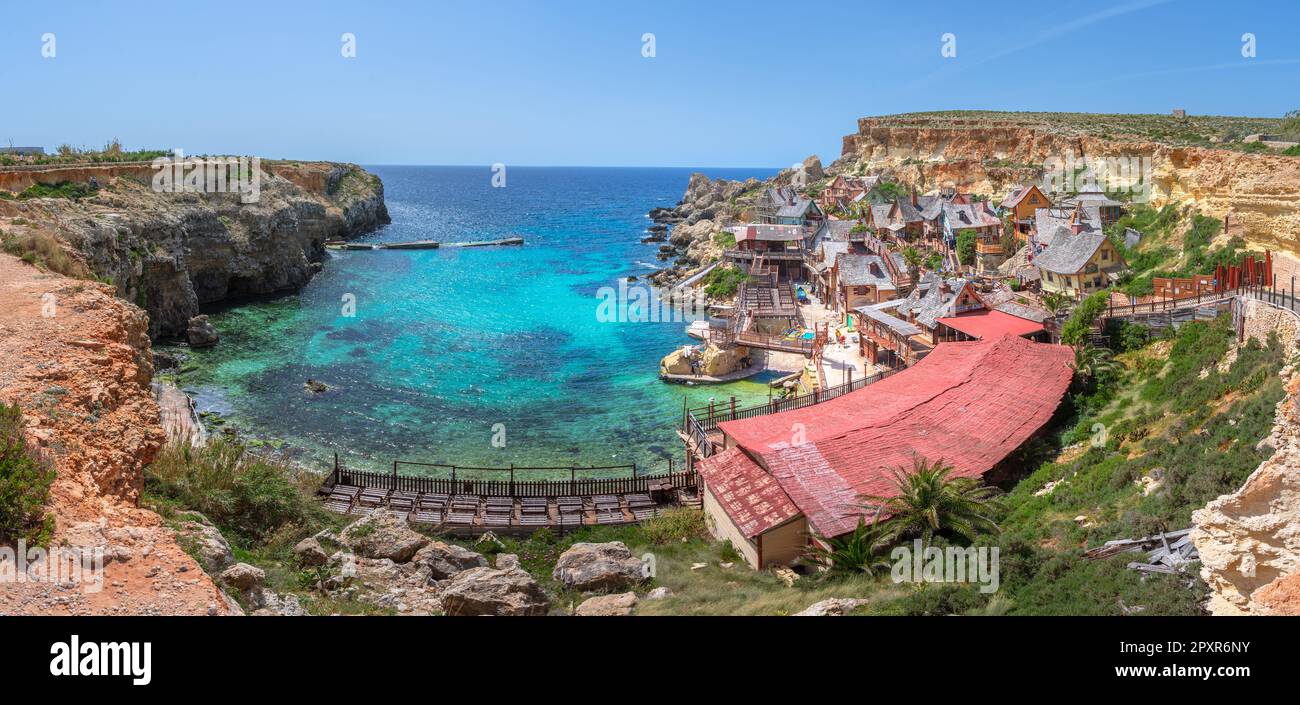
[1192,299,1300,615]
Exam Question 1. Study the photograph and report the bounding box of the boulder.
[175,519,234,574]
[251,590,309,616]
[186,315,219,347]
[552,542,648,592]
[645,586,673,600]
[293,537,329,567]
[794,598,868,616]
[495,553,520,570]
[413,541,488,580]
[575,592,638,616]
[801,155,825,181]
[340,510,429,563]
[220,562,266,592]
[439,567,550,616]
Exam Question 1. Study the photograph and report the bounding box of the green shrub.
[640,507,707,544]
[956,230,976,265]
[18,181,93,200]
[702,265,750,299]
[0,403,55,545]
[144,440,326,545]
[1060,290,1109,345]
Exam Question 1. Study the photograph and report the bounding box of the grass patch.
[1,230,92,279]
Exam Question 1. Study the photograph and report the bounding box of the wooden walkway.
[319,458,700,535]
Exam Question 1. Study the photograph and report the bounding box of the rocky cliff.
[0,161,389,338]
[1192,299,1300,615]
[836,113,1300,256]
[0,255,234,615]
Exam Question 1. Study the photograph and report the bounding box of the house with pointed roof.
[1033,205,1126,298]
[833,253,897,313]
[1057,190,1124,226]
[1000,184,1052,238]
[694,335,1075,568]
[755,186,825,230]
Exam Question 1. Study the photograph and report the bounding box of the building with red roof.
[695,334,1074,568]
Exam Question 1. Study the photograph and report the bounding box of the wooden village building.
[1033,205,1127,299]
[1000,184,1052,238]
[694,335,1074,569]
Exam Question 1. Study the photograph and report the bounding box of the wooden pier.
[324,236,524,251]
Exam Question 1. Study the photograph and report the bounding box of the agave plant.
[859,456,1004,545]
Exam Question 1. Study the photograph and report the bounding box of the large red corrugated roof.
[715,335,1073,537]
[936,309,1044,340]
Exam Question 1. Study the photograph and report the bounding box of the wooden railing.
[324,457,697,498]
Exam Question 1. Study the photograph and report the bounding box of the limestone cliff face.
[0,161,390,338]
[837,116,1300,257]
[0,255,233,614]
[1191,300,1300,615]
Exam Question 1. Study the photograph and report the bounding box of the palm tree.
[1041,291,1071,319]
[902,246,922,284]
[804,518,894,577]
[1072,343,1119,387]
[859,456,1004,544]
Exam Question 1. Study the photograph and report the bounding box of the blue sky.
[1,0,1297,167]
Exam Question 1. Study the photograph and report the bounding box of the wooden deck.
[319,459,700,535]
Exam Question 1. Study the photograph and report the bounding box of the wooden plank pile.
[1082,528,1199,574]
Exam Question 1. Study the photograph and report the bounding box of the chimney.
[1070,203,1085,234]
[911,190,919,207]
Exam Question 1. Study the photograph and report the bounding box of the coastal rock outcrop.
[439,566,551,616]
[660,343,750,378]
[794,598,869,616]
[0,161,390,338]
[175,514,235,574]
[552,542,648,592]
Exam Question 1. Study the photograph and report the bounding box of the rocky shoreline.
[0,161,390,339]
[642,158,823,288]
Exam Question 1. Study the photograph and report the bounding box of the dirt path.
[0,254,232,615]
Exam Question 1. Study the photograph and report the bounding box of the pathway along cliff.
[0,160,387,614]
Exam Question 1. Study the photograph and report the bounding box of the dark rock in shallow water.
[187,315,219,347]
[304,378,329,394]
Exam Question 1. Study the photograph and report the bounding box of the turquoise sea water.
[178,166,782,475]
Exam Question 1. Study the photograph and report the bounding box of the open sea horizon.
[175,165,782,476]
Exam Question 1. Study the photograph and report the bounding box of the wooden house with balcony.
[1000,184,1052,239]
[723,224,808,282]
[754,187,825,232]
[817,175,880,214]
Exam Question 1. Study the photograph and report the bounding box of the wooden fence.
[324,457,697,498]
